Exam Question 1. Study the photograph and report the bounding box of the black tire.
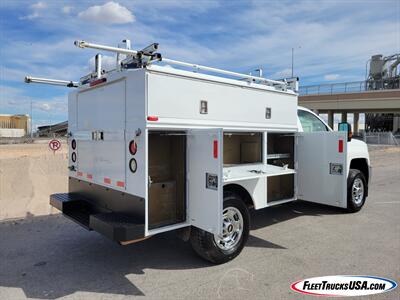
[347,169,367,212]
[190,191,250,264]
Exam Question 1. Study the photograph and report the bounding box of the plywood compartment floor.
[148,132,186,229]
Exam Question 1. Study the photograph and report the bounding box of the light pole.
[30,99,33,138]
[291,46,301,78]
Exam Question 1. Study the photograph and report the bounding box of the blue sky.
[0,0,399,128]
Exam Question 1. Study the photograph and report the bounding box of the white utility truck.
[25,40,371,263]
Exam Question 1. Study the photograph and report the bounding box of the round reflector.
[129,140,137,155]
[129,158,137,173]
[71,139,76,150]
[71,152,76,162]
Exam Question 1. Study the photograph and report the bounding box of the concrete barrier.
[0,128,25,138]
[0,141,68,220]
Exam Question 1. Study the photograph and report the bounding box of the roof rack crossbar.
[25,76,78,88]
[74,40,139,56]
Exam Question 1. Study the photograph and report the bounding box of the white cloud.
[37,102,51,111]
[31,1,47,10]
[5,98,59,113]
[78,2,135,24]
[0,88,60,132]
[206,1,399,81]
[271,68,292,79]
[4,0,399,121]
[34,99,67,113]
[1,85,68,115]
[1,64,84,84]
[62,6,72,14]
[324,74,340,81]
[88,55,116,71]
[0,87,64,127]
[20,1,47,20]
[20,12,39,20]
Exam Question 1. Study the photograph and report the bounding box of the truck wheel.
[347,169,367,212]
[190,191,250,264]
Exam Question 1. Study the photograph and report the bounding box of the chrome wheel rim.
[214,207,243,251]
[352,178,364,205]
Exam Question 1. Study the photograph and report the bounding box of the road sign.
[49,139,61,153]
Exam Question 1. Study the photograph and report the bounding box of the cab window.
[298,110,328,132]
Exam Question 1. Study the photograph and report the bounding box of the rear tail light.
[129,140,137,155]
[71,139,77,165]
[147,116,159,121]
[90,78,107,87]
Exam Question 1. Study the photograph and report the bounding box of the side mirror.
[338,122,352,142]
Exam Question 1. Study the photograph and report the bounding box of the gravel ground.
[0,146,399,299]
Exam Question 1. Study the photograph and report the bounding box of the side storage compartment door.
[297,132,347,208]
[187,129,223,234]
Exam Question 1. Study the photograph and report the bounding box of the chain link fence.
[360,132,400,145]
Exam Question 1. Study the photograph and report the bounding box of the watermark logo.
[217,268,255,298]
[291,275,397,297]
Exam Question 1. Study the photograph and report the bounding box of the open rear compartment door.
[297,132,348,208]
[187,129,223,234]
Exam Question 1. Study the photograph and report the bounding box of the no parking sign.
[49,139,61,154]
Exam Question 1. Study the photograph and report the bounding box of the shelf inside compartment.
[267,133,294,169]
[223,163,295,182]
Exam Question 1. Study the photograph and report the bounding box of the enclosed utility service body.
[63,65,346,236]
[26,40,369,263]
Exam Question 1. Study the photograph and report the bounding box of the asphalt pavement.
[0,146,399,299]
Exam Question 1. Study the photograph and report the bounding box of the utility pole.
[291,48,294,78]
[30,99,33,138]
[291,46,301,78]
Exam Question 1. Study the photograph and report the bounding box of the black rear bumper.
[50,193,145,242]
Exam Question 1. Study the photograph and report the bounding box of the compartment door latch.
[92,130,104,141]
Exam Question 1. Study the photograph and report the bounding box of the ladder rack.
[25,39,298,92]
[74,40,291,89]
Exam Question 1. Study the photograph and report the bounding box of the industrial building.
[36,121,68,137]
[0,114,31,137]
[299,53,400,134]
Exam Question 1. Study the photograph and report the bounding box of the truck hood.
[348,138,370,161]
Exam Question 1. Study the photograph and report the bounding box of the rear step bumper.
[50,193,145,242]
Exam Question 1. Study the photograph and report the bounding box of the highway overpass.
[298,81,400,133]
